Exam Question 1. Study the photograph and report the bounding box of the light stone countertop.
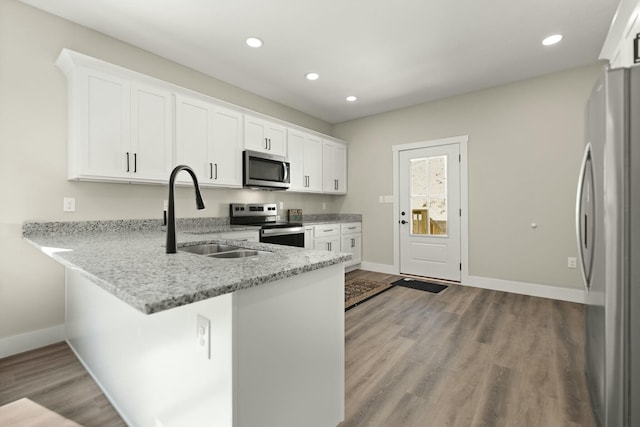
[24,225,350,315]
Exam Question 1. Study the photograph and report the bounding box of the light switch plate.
[63,197,76,212]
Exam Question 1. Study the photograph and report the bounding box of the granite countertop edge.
[23,226,350,315]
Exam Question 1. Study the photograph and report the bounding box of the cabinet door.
[304,227,314,249]
[210,106,242,187]
[341,234,362,266]
[77,67,130,179]
[304,135,323,192]
[314,237,341,252]
[244,115,286,156]
[322,140,347,194]
[265,124,286,156]
[334,142,347,194]
[287,131,305,191]
[130,83,173,182]
[175,95,211,183]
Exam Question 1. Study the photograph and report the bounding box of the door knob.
[401,220,407,224]
[401,211,406,216]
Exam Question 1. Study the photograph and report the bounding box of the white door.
[399,143,461,281]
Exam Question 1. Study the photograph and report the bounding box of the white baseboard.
[358,262,585,304]
[0,324,65,359]
[359,262,397,275]
[464,275,585,304]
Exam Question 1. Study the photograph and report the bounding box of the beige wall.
[332,63,603,289]
[0,0,342,339]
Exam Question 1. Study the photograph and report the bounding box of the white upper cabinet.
[175,94,242,187]
[131,82,173,181]
[322,140,347,194]
[244,115,287,156]
[64,65,173,183]
[57,49,347,192]
[76,67,131,180]
[287,129,323,192]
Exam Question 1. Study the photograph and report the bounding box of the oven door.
[244,150,290,189]
[260,226,304,247]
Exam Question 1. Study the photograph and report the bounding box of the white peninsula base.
[65,263,345,427]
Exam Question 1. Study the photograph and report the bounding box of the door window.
[410,155,448,236]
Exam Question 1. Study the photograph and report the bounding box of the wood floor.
[342,270,594,427]
[0,270,594,427]
[0,342,126,427]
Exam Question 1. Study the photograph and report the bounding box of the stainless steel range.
[230,203,304,247]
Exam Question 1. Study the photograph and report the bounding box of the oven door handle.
[261,227,304,237]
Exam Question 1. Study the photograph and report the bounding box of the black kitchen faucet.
[166,165,205,253]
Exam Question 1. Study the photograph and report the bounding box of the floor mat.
[345,278,393,310]
[391,278,448,294]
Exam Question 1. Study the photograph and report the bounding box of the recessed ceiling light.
[246,37,263,48]
[542,34,563,46]
[305,72,319,81]
[346,95,357,102]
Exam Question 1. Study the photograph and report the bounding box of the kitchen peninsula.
[23,219,349,427]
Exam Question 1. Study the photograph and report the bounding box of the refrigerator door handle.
[576,142,594,290]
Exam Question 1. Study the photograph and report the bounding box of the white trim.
[464,275,586,304]
[357,264,584,304]
[360,261,397,275]
[392,135,470,280]
[0,324,65,359]
[599,0,639,61]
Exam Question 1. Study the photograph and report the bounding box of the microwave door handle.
[575,143,591,290]
[282,162,289,182]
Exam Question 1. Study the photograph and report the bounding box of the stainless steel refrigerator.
[577,66,640,427]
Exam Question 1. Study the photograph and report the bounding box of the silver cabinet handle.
[351,238,355,248]
[264,137,269,149]
[268,138,272,150]
[126,152,130,172]
[347,226,356,230]
[209,163,213,179]
[133,153,137,173]
[214,163,218,180]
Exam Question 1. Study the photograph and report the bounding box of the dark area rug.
[345,278,393,311]
[392,278,448,294]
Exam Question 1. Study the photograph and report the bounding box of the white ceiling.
[20,0,619,124]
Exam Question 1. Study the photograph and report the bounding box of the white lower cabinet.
[304,226,314,249]
[340,222,362,270]
[313,224,341,252]
[307,222,362,269]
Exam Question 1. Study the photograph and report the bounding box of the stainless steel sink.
[179,243,240,255]
[179,243,268,259]
[208,250,260,259]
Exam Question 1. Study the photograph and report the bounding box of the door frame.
[392,135,469,281]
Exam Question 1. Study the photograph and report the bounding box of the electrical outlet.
[196,314,210,359]
[378,195,384,203]
[568,257,577,269]
[63,197,76,212]
[383,195,393,203]
[279,201,284,209]
[322,202,326,210]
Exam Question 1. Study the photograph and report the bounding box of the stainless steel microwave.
[243,150,290,190]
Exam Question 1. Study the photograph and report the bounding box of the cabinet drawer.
[341,222,361,234]
[314,224,340,238]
